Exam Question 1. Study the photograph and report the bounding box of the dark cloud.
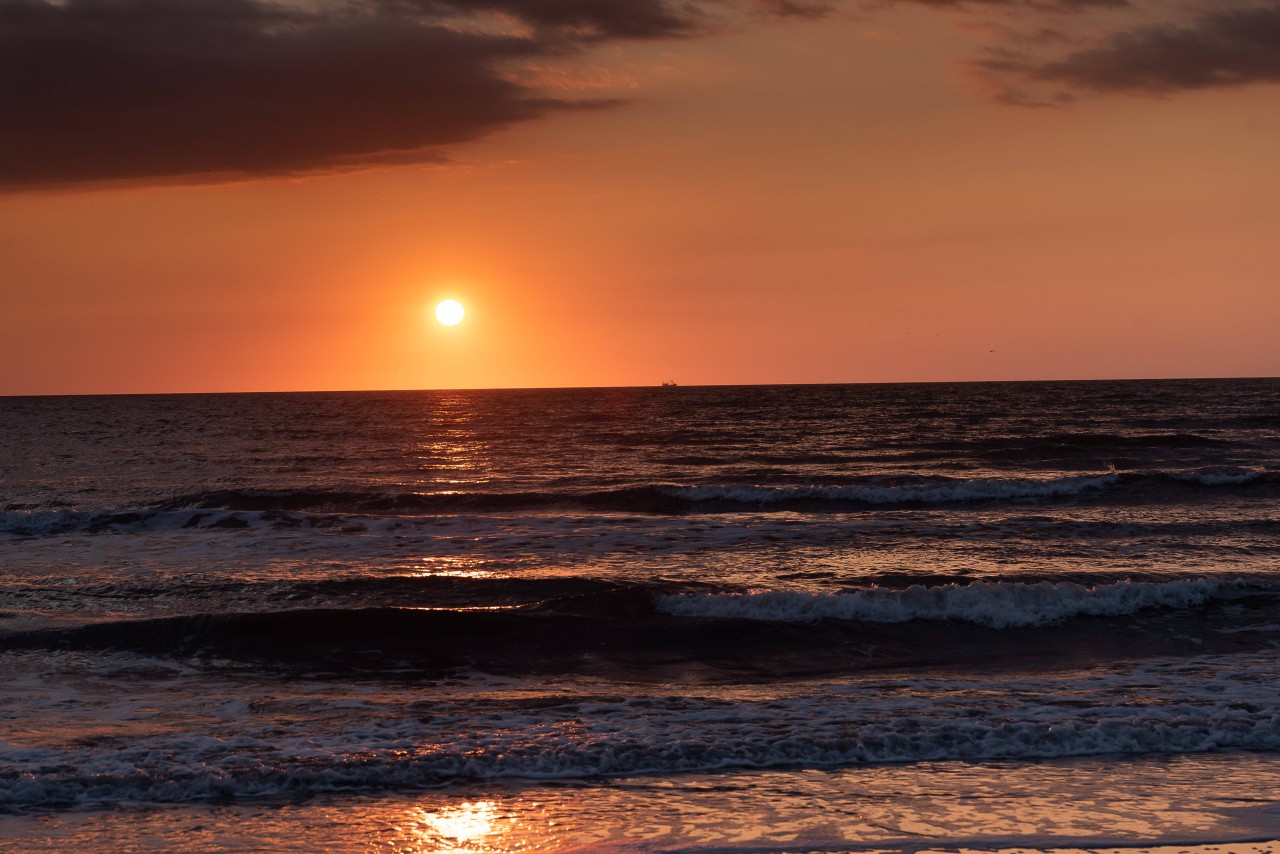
[382,0,702,40]
[1028,2,1280,93]
[0,0,704,190]
[756,0,837,17]
[893,0,1127,11]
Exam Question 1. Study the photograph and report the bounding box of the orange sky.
[1,0,1278,395]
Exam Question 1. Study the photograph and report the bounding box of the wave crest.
[656,578,1244,628]
[3,656,1280,807]
[661,472,1119,505]
[1172,466,1268,486]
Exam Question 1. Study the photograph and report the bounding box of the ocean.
[2,379,1279,852]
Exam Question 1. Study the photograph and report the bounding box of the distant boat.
[661,380,678,387]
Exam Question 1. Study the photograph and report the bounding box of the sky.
[1,0,1278,394]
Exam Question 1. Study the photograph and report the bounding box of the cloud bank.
[4,0,1280,190]
[969,1,1280,104]
[0,0,709,190]
[1032,3,1280,93]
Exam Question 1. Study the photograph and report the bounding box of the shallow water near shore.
[5,753,1280,852]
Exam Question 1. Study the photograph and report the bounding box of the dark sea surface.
[2,379,1280,851]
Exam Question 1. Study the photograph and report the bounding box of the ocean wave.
[914,431,1231,454]
[0,507,363,539]
[3,656,1280,808]
[5,577,1274,677]
[655,578,1245,628]
[1171,466,1269,486]
[0,509,84,538]
[157,475,1124,513]
[0,474,1121,537]
[2,467,1274,539]
[659,472,1120,505]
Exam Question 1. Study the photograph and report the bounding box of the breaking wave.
[5,468,1276,538]
[2,654,1280,809]
[4,578,1273,680]
[1172,466,1269,486]
[656,578,1246,628]
[658,472,1119,505]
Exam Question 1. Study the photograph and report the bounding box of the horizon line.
[3,374,1278,400]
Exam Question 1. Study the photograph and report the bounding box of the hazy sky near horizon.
[2,0,1278,394]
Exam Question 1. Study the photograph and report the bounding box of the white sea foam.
[0,508,252,539]
[2,652,1280,807]
[0,509,85,538]
[655,578,1244,628]
[0,472,1117,540]
[1172,466,1269,486]
[663,472,1120,505]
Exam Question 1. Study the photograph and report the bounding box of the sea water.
[2,379,1279,851]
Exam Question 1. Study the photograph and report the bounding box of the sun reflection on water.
[410,556,501,578]
[413,393,495,489]
[421,800,495,843]
[408,800,530,852]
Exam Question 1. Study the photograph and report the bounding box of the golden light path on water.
[5,756,1280,852]
[364,757,1280,853]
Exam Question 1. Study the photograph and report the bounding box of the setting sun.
[434,299,465,327]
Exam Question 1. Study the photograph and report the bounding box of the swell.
[657,432,1256,468]
[5,571,1274,624]
[0,576,703,617]
[4,580,1275,678]
[5,571,1277,621]
[656,578,1249,628]
[904,431,1234,453]
[4,469,1276,536]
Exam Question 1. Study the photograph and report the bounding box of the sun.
[434,299,465,327]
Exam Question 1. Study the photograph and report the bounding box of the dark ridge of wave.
[655,434,1246,468]
[154,488,562,513]
[142,469,1280,511]
[963,431,1231,450]
[7,573,1280,626]
[655,452,872,467]
[0,506,379,538]
[5,506,1280,550]
[2,469,1276,537]
[3,580,1275,678]
[0,576,687,614]
[655,578,1266,626]
[294,575,662,606]
[1224,413,1280,429]
[139,470,1280,513]
[13,573,1280,626]
[841,431,1240,457]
